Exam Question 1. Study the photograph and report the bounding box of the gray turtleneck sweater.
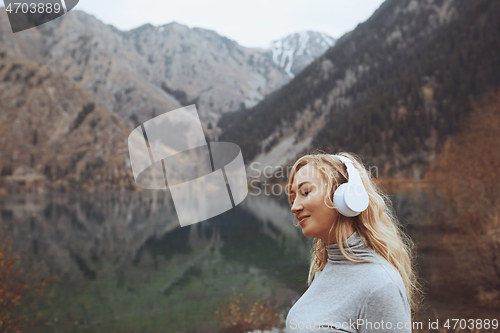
[285,230,412,332]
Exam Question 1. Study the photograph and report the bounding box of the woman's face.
[289,163,339,244]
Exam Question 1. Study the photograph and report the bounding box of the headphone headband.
[330,155,369,217]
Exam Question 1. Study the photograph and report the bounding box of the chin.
[301,228,315,239]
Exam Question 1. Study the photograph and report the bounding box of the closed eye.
[290,191,310,206]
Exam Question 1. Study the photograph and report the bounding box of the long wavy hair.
[286,151,424,318]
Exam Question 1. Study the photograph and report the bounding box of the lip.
[298,216,310,226]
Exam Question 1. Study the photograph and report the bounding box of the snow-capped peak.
[269,31,336,77]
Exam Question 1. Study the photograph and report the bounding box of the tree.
[425,88,500,307]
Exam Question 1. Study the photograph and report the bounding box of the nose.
[291,198,303,215]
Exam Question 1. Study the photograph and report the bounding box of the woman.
[285,152,423,332]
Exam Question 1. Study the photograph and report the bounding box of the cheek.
[317,201,337,226]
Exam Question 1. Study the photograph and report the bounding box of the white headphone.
[330,155,369,217]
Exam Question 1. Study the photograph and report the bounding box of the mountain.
[0,9,293,128]
[219,0,498,179]
[0,9,181,129]
[313,0,500,178]
[0,55,136,193]
[0,9,340,129]
[0,8,336,193]
[123,21,293,126]
[269,31,335,78]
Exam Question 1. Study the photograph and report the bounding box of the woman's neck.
[322,226,356,245]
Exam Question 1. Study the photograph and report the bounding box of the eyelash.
[291,191,310,205]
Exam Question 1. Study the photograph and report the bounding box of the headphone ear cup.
[333,183,348,216]
[330,154,369,217]
[334,183,364,217]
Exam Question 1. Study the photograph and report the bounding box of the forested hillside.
[219,0,498,178]
[314,0,500,176]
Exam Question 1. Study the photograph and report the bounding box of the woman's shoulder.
[358,252,406,290]
[323,251,404,287]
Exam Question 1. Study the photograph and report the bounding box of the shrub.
[0,239,56,332]
[215,291,282,333]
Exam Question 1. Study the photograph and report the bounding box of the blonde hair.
[286,151,424,318]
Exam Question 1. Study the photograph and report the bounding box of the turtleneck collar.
[326,230,376,263]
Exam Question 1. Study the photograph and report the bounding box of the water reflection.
[0,191,179,282]
[0,191,310,332]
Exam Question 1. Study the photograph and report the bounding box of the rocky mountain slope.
[219,0,495,179]
[313,0,500,178]
[125,22,292,125]
[0,54,137,193]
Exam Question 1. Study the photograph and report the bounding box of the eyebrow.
[290,181,311,194]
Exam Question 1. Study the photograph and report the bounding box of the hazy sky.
[74,0,386,48]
